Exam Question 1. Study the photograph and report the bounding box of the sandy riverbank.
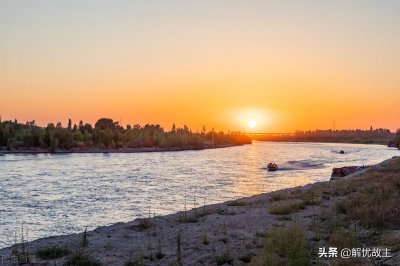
[1,157,399,265]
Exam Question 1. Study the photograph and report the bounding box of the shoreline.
[251,139,393,146]
[0,143,245,154]
[0,140,396,155]
[1,156,399,265]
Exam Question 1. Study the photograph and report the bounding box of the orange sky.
[1,1,400,132]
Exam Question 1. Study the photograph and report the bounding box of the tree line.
[0,118,251,151]
[250,128,400,147]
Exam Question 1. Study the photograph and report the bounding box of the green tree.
[50,137,59,151]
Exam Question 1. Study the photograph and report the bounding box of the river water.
[0,141,398,247]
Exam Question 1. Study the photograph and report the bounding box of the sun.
[248,119,257,129]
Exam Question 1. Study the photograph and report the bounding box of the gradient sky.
[1,1,399,132]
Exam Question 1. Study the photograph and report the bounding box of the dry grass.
[261,157,400,265]
[252,223,310,266]
[338,161,400,230]
[214,246,233,265]
[226,200,248,206]
[328,228,356,249]
[177,212,199,223]
[269,192,289,202]
[268,200,305,215]
[64,252,102,266]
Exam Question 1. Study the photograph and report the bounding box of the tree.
[78,120,84,131]
[73,130,83,141]
[68,119,72,130]
[0,117,252,150]
[202,125,206,135]
[95,118,116,130]
[50,137,59,151]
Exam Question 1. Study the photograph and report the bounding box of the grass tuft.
[328,228,356,249]
[239,253,253,263]
[64,253,102,266]
[202,232,210,245]
[214,247,233,265]
[177,213,199,223]
[268,200,305,215]
[335,200,347,214]
[255,231,267,238]
[125,250,144,266]
[36,245,69,259]
[137,211,153,230]
[269,192,289,202]
[255,223,310,266]
[226,200,247,206]
[155,239,164,259]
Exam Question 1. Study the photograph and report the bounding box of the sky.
[1,0,400,132]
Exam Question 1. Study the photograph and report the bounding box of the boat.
[267,162,278,171]
[339,150,345,154]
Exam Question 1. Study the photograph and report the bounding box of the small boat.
[267,162,278,171]
[339,150,345,154]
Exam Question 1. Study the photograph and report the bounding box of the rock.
[331,166,369,180]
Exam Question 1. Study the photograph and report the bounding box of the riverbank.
[247,129,397,146]
[1,157,399,265]
[0,143,246,154]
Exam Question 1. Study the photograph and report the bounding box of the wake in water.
[261,159,325,171]
[331,148,361,154]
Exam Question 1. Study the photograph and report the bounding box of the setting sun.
[248,119,257,129]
